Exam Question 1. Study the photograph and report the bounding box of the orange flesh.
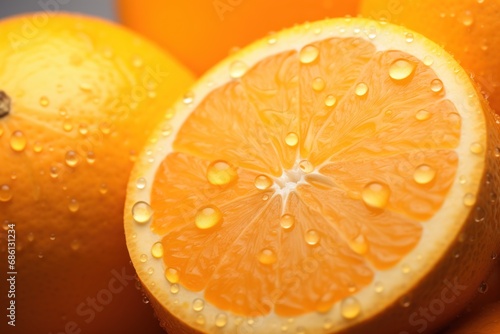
[150,37,460,316]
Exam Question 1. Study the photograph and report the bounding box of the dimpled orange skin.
[0,13,194,333]
[360,0,500,114]
[117,0,361,75]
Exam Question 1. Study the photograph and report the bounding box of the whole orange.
[0,13,194,334]
[117,0,360,75]
[360,0,500,114]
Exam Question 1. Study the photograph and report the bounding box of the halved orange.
[124,18,500,333]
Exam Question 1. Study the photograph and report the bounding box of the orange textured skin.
[0,13,194,334]
[360,0,500,114]
[117,0,360,75]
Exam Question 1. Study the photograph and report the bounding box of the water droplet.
[362,182,390,209]
[280,214,295,230]
[267,36,277,45]
[86,151,96,164]
[99,183,108,195]
[170,284,179,294]
[355,82,368,96]
[474,207,486,222]
[459,10,474,26]
[215,313,228,328]
[70,239,81,251]
[195,205,223,229]
[374,282,384,293]
[262,194,269,201]
[478,282,488,294]
[299,160,314,173]
[27,232,35,242]
[492,252,498,260]
[65,150,79,167]
[33,142,43,153]
[258,248,277,265]
[464,193,476,207]
[423,56,434,66]
[142,295,150,304]
[414,164,436,184]
[165,267,180,283]
[79,82,92,92]
[340,297,361,319]
[400,295,411,307]
[132,201,153,224]
[139,254,148,263]
[470,142,484,154]
[416,109,431,121]
[229,60,248,79]
[404,32,414,43]
[430,79,444,93]
[151,242,164,258]
[195,314,206,325]
[494,147,500,158]
[68,198,79,213]
[49,233,56,241]
[193,298,205,312]
[183,92,194,105]
[402,264,411,274]
[299,45,319,64]
[254,175,273,190]
[99,122,112,135]
[349,234,368,254]
[305,229,320,245]
[459,175,467,185]
[285,132,299,147]
[78,124,89,135]
[389,59,415,81]
[161,124,172,137]
[136,178,147,190]
[325,95,337,107]
[207,160,237,186]
[39,96,50,107]
[10,130,27,152]
[312,77,326,91]
[0,184,13,202]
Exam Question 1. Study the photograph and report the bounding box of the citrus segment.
[125,18,500,334]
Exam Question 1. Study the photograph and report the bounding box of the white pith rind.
[124,18,486,333]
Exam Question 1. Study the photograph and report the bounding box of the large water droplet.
[258,248,277,265]
[136,178,147,190]
[325,95,337,107]
[254,175,273,190]
[463,193,476,207]
[132,201,153,224]
[10,130,27,152]
[151,242,164,258]
[299,45,319,64]
[299,160,314,173]
[340,297,361,319]
[207,160,237,186]
[229,61,248,79]
[0,184,13,202]
[68,198,79,213]
[414,164,436,184]
[195,205,223,230]
[312,77,326,92]
[285,132,299,147]
[389,59,415,81]
[416,109,431,121]
[192,298,205,312]
[215,313,228,328]
[280,214,295,230]
[355,82,368,96]
[362,182,390,209]
[430,79,444,93]
[65,150,79,167]
[470,142,484,154]
[305,229,320,245]
[165,267,180,283]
